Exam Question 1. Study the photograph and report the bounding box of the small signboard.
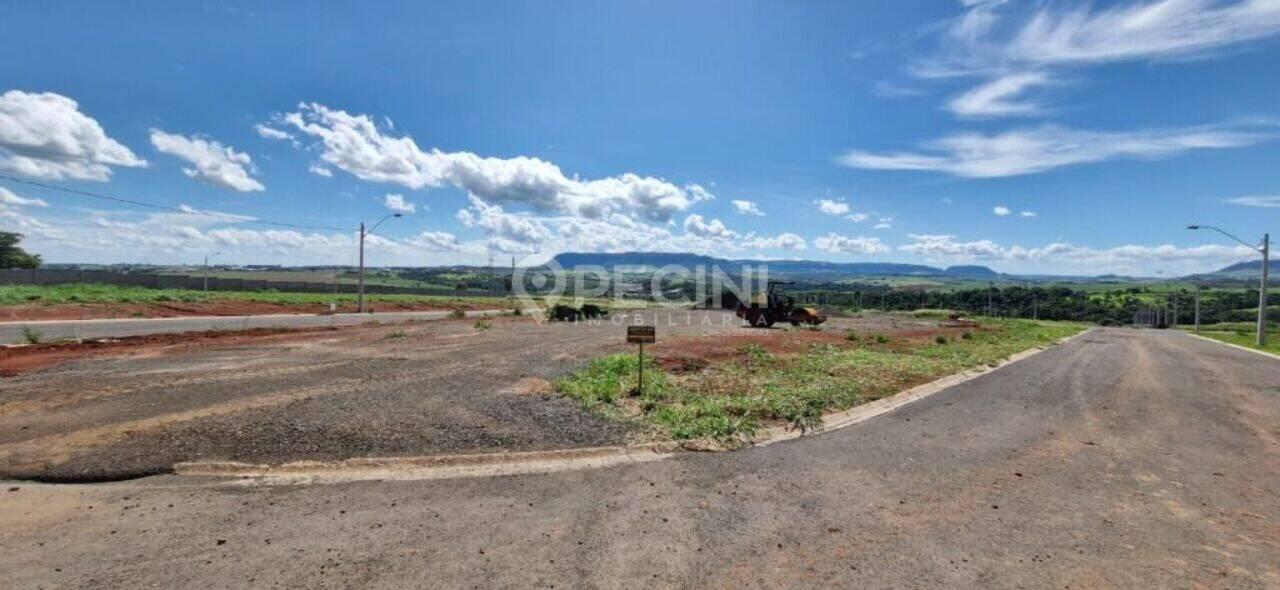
[626,325,656,344]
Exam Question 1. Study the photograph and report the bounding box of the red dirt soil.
[0,299,498,322]
[0,326,345,377]
[648,324,989,372]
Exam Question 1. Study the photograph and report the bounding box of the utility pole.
[1260,233,1270,347]
[203,254,210,292]
[357,213,402,314]
[1194,284,1201,334]
[1188,226,1269,347]
[987,281,994,317]
[357,222,366,312]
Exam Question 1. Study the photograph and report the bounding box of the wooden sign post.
[626,325,656,394]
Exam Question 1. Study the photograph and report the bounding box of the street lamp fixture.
[1186,225,1270,347]
[358,213,403,313]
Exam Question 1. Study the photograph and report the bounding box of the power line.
[0,173,350,232]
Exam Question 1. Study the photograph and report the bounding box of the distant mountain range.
[549,252,999,280]
[1190,259,1280,280]
[550,251,1275,283]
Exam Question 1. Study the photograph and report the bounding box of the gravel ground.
[0,310,752,481]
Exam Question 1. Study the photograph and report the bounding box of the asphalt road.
[0,309,504,344]
[3,329,1278,588]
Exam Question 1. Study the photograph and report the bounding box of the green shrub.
[474,319,491,330]
[385,330,406,339]
[961,331,973,340]
[448,309,466,319]
[935,335,948,345]
[874,334,889,344]
[21,326,42,344]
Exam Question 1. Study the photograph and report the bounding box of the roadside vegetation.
[557,319,1084,442]
[1184,322,1280,355]
[0,283,512,307]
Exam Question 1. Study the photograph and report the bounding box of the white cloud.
[0,90,146,181]
[1004,0,1280,66]
[149,130,265,192]
[946,71,1049,117]
[732,199,764,216]
[993,205,1011,216]
[746,232,807,251]
[1225,194,1280,207]
[846,212,870,223]
[406,231,458,252]
[384,193,416,214]
[0,187,48,208]
[815,198,851,216]
[840,123,1268,178]
[1019,210,1037,217]
[918,1,1280,118]
[874,222,892,230]
[814,233,890,255]
[899,233,1258,273]
[455,195,553,245]
[279,102,711,222]
[254,124,294,142]
[682,214,738,240]
[308,163,333,177]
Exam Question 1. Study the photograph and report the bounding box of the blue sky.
[1,0,1278,274]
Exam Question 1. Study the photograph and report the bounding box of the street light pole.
[357,213,403,314]
[1259,233,1270,347]
[1187,226,1269,347]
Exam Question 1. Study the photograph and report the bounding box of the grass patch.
[1192,322,1280,353]
[556,319,1084,442]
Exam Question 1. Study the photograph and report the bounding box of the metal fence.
[0,269,507,298]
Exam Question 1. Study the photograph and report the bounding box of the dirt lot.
[0,310,952,482]
[0,298,499,322]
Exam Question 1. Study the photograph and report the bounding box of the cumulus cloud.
[384,193,416,214]
[278,102,711,222]
[682,214,738,240]
[815,198,851,216]
[308,163,333,177]
[455,195,552,245]
[814,233,890,255]
[149,130,265,192]
[0,90,146,181]
[993,205,1011,216]
[899,233,1258,273]
[407,230,459,252]
[840,123,1268,178]
[1226,194,1280,207]
[0,187,48,208]
[746,232,807,251]
[732,199,764,216]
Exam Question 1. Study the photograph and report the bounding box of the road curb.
[748,327,1093,447]
[175,327,1092,484]
[174,443,679,483]
[1185,332,1280,361]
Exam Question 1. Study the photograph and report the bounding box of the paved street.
[0,309,505,344]
[3,328,1278,588]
